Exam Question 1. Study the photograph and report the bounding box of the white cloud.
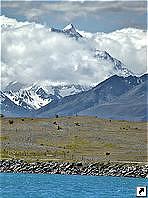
[1,16,147,87]
[80,28,147,74]
[2,1,146,21]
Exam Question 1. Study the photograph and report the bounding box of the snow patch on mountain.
[63,24,74,31]
[4,90,51,110]
[2,82,91,110]
[94,50,134,77]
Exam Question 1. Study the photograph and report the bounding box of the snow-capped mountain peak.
[63,23,75,31]
[62,23,83,39]
[94,49,134,77]
[51,23,82,39]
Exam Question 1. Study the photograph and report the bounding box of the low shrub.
[9,120,14,125]
[57,125,62,130]
[74,122,80,126]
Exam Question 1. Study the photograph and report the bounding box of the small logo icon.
[137,186,147,197]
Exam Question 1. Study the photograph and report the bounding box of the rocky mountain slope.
[37,74,147,121]
[79,80,147,121]
[1,74,147,121]
[0,91,31,117]
[2,82,91,111]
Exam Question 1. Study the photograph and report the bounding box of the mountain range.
[1,20,147,121]
[2,81,91,111]
[1,74,147,121]
[37,74,148,121]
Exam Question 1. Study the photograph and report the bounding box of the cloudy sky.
[1,1,147,32]
[1,1,147,86]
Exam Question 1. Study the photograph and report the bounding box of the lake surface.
[0,173,147,198]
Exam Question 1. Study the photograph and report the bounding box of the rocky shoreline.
[0,159,148,178]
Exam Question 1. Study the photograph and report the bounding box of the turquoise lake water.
[0,173,147,198]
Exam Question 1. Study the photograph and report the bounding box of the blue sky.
[1,1,147,32]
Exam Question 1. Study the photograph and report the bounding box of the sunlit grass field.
[0,116,147,163]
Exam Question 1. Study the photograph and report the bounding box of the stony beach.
[0,159,148,178]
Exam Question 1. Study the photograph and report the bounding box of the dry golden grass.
[0,116,147,163]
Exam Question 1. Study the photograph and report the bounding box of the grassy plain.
[0,116,147,163]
